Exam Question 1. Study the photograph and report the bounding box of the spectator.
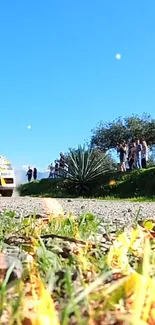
[136,139,142,169]
[132,142,137,168]
[26,167,32,182]
[54,160,59,178]
[117,141,127,172]
[59,152,65,177]
[128,141,134,170]
[33,167,37,180]
[141,141,148,169]
[49,163,54,178]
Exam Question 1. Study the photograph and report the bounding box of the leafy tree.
[91,113,155,151]
[67,145,115,194]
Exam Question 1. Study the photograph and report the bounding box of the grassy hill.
[17,167,155,200]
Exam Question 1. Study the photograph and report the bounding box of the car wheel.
[1,190,13,197]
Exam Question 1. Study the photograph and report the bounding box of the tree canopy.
[91,113,155,151]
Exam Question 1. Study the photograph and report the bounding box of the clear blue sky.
[0,0,155,170]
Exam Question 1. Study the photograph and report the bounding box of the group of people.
[48,152,68,178]
[26,167,37,182]
[26,142,148,181]
[117,139,148,172]
[25,153,67,183]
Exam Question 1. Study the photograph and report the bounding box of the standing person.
[131,142,137,169]
[118,141,127,172]
[26,167,32,182]
[48,163,54,178]
[141,141,148,169]
[135,140,142,169]
[54,160,59,178]
[59,152,65,177]
[125,141,131,171]
[128,141,134,170]
[116,143,121,170]
[33,167,37,181]
[127,141,132,170]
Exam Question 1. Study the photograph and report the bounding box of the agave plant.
[66,146,111,194]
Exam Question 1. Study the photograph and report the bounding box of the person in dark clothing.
[33,167,37,181]
[49,163,54,178]
[26,167,32,182]
[117,141,127,172]
[135,139,142,169]
[128,141,136,170]
[59,152,65,177]
[54,161,59,178]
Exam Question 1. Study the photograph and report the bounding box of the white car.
[0,156,16,197]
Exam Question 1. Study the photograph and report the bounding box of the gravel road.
[0,197,47,217]
[0,197,155,225]
[57,199,155,225]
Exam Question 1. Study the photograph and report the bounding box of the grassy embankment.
[17,167,155,201]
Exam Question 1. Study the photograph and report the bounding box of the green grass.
[98,196,155,202]
[0,210,108,324]
[18,167,155,201]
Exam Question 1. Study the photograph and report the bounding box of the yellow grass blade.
[23,262,60,325]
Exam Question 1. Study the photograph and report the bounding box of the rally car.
[0,156,16,197]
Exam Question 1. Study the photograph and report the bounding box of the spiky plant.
[67,146,110,194]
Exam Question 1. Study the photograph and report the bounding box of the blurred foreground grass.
[1,209,155,324]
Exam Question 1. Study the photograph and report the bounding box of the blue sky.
[0,0,155,170]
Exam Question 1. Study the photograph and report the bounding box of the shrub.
[17,178,74,197]
[67,146,112,194]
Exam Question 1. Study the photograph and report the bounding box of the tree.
[91,113,155,152]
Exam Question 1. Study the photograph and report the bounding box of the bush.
[88,167,155,198]
[17,178,76,197]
